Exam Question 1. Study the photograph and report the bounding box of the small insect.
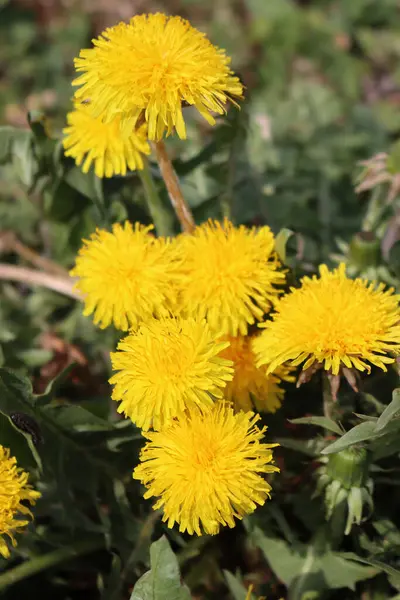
[9,412,43,447]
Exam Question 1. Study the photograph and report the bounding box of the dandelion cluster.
[70,214,284,534]
[66,9,400,543]
[0,446,40,559]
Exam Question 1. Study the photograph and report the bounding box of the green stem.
[0,539,103,591]
[323,374,334,422]
[329,499,347,549]
[362,186,384,231]
[139,159,173,237]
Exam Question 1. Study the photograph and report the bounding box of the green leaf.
[64,165,106,224]
[249,527,307,587]
[0,127,36,184]
[376,389,400,432]
[0,126,22,163]
[34,363,76,407]
[0,368,35,413]
[64,165,100,202]
[318,553,378,591]
[289,416,344,436]
[276,437,324,457]
[340,553,400,584]
[275,227,294,263]
[249,527,377,599]
[42,404,115,432]
[131,536,191,600]
[12,130,37,187]
[224,571,254,600]
[0,412,38,470]
[321,421,378,455]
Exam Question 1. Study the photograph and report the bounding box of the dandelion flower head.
[73,13,243,140]
[133,402,279,535]
[110,317,233,431]
[177,219,285,337]
[221,335,294,413]
[71,222,182,331]
[63,102,150,178]
[0,446,41,559]
[254,263,400,376]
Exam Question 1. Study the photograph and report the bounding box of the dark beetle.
[9,412,43,446]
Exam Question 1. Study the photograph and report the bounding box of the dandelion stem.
[0,539,103,591]
[0,264,81,300]
[138,158,173,237]
[153,140,195,233]
[323,374,335,421]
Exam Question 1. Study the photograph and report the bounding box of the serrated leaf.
[131,536,191,600]
[249,527,305,587]
[321,421,378,455]
[340,552,399,583]
[376,389,400,432]
[249,527,377,599]
[289,416,344,436]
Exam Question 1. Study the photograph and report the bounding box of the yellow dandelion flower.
[176,219,285,337]
[0,446,41,559]
[110,317,233,431]
[71,222,182,331]
[133,402,279,535]
[73,13,243,141]
[63,102,150,178]
[221,335,294,413]
[254,263,400,376]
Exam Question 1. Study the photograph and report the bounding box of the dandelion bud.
[317,447,374,535]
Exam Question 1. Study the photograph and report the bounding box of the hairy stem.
[153,140,195,233]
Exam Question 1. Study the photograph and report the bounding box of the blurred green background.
[2,0,400,260]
